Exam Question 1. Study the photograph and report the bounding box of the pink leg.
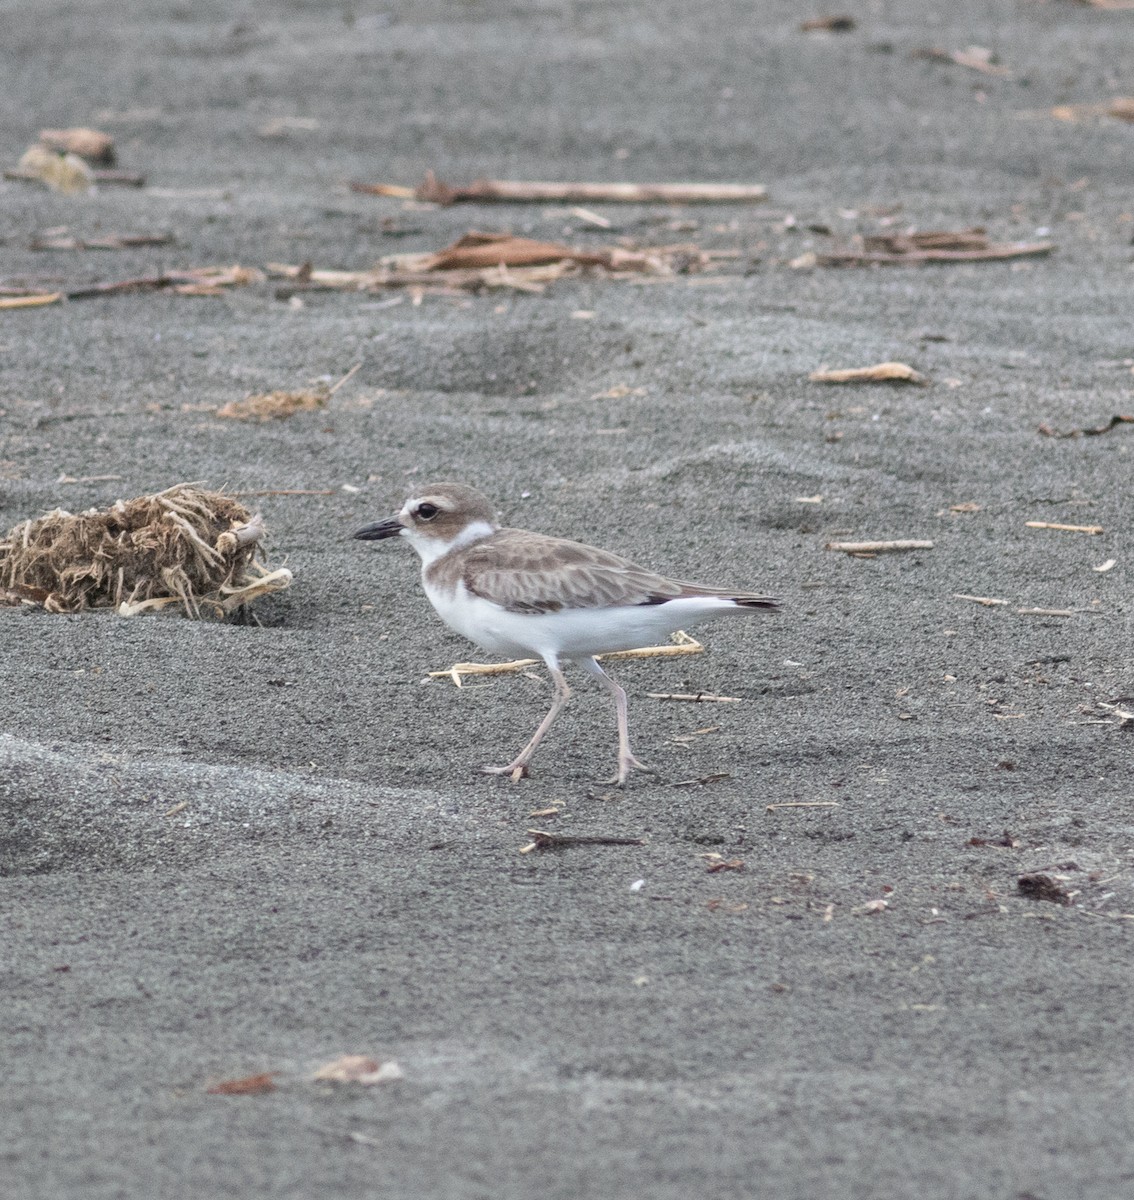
[482,663,571,781]
[579,657,652,786]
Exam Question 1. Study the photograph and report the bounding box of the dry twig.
[825,539,934,554]
[1025,521,1104,535]
[430,632,703,686]
[519,829,647,853]
[351,172,768,205]
[1038,414,1133,438]
[812,228,1053,267]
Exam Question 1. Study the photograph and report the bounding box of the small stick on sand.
[0,292,62,309]
[519,829,647,854]
[1025,521,1104,535]
[430,632,703,686]
[648,692,743,703]
[326,361,363,396]
[826,539,934,554]
[953,593,1010,607]
[352,173,769,206]
[601,632,703,660]
[669,772,733,788]
[766,801,841,812]
[1015,607,1075,617]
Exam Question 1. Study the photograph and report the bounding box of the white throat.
[404,519,496,565]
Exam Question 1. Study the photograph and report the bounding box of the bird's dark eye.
[417,502,439,520]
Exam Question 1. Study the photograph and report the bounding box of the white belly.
[422,578,750,663]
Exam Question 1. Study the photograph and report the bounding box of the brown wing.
[459,529,776,613]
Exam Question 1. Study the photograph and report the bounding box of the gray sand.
[2,2,1133,1197]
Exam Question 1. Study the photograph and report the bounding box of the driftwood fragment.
[1025,521,1104,535]
[351,171,768,205]
[826,539,934,554]
[0,293,62,309]
[809,362,927,385]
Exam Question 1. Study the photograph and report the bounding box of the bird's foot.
[609,753,654,787]
[482,761,530,783]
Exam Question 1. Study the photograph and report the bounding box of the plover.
[354,482,778,784]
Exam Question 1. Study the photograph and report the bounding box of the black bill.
[352,516,404,541]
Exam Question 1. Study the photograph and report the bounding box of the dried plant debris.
[218,389,327,422]
[809,362,928,385]
[430,631,702,686]
[1017,873,1073,906]
[0,483,292,618]
[268,232,726,298]
[217,365,360,421]
[1038,414,1134,438]
[1,266,262,307]
[351,171,769,205]
[810,228,1054,267]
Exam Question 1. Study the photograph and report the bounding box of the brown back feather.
[428,528,777,613]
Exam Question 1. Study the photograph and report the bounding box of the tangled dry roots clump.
[0,483,292,617]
